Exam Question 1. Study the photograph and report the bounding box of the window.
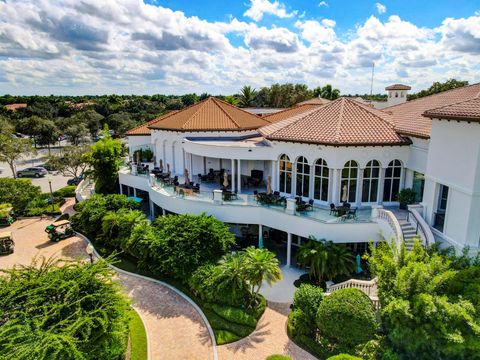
[412,171,425,202]
[341,160,358,203]
[296,157,310,197]
[433,185,449,232]
[383,160,402,202]
[314,158,329,202]
[279,154,292,194]
[362,160,380,202]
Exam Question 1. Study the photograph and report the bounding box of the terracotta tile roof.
[125,111,179,136]
[4,103,27,111]
[386,83,480,138]
[385,84,411,90]
[423,97,480,122]
[260,98,409,146]
[263,104,323,123]
[296,97,331,106]
[148,97,271,132]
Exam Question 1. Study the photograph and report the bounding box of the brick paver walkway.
[0,218,214,360]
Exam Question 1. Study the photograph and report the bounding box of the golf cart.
[0,231,14,255]
[0,204,16,227]
[45,220,75,242]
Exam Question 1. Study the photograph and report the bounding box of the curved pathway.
[0,218,214,360]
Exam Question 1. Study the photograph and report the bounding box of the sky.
[0,0,479,96]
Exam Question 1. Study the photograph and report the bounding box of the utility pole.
[370,62,375,96]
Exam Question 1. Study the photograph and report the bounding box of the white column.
[119,183,123,195]
[237,159,241,193]
[356,167,364,206]
[189,153,193,181]
[377,167,386,204]
[182,149,186,175]
[292,161,297,197]
[399,167,406,191]
[287,233,292,267]
[149,199,154,219]
[162,208,166,216]
[231,159,235,192]
[271,161,276,192]
[330,169,340,205]
[258,224,263,248]
[133,187,137,197]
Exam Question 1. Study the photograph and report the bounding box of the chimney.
[385,84,411,107]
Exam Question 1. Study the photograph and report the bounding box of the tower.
[385,84,411,107]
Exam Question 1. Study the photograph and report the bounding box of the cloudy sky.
[0,0,479,95]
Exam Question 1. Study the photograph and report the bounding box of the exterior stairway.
[399,219,417,251]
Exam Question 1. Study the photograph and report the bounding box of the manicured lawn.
[129,308,148,360]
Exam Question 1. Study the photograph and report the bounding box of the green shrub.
[316,288,378,348]
[266,355,292,360]
[100,209,148,252]
[327,355,362,360]
[248,293,267,320]
[214,330,241,345]
[0,178,41,214]
[210,303,257,327]
[293,284,323,319]
[53,185,77,198]
[0,257,130,360]
[287,308,311,337]
[203,308,254,338]
[128,309,148,360]
[138,213,235,280]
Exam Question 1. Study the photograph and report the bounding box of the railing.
[326,278,380,310]
[376,208,403,250]
[407,208,435,247]
[75,178,95,202]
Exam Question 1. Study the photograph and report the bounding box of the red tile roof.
[263,104,323,123]
[385,84,411,90]
[4,103,27,111]
[296,97,331,106]
[423,97,480,122]
[148,97,271,132]
[260,98,409,146]
[125,111,179,136]
[387,83,480,138]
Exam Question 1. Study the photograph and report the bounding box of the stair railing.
[406,207,435,247]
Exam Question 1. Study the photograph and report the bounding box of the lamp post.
[85,243,94,264]
[47,174,54,212]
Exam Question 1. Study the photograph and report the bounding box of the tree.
[215,252,251,305]
[181,93,199,107]
[224,95,238,105]
[0,178,41,214]
[48,145,89,178]
[0,134,35,178]
[238,86,257,107]
[32,118,59,155]
[316,288,378,349]
[242,247,282,302]
[83,130,124,194]
[0,116,14,135]
[63,122,89,145]
[0,257,130,360]
[408,79,469,100]
[107,112,137,135]
[320,84,340,100]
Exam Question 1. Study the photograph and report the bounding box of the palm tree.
[328,243,355,279]
[238,86,257,107]
[216,252,249,303]
[320,84,340,100]
[224,95,238,106]
[242,247,282,303]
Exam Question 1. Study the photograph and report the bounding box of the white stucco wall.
[127,136,151,157]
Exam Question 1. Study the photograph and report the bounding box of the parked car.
[67,175,84,186]
[16,167,48,178]
[0,231,14,255]
[45,220,75,242]
[39,162,57,171]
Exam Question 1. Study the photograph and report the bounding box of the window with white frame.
[362,160,380,202]
[341,160,358,203]
[314,158,329,201]
[383,159,402,202]
[279,154,292,194]
[296,156,310,197]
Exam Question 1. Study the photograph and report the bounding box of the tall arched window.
[362,160,380,203]
[296,157,310,197]
[383,160,402,202]
[314,158,329,202]
[341,160,358,203]
[279,154,292,194]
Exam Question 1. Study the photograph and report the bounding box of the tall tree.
[0,135,35,178]
[33,118,60,155]
[238,86,257,107]
[224,95,238,105]
[408,79,469,100]
[320,84,340,100]
[48,145,89,178]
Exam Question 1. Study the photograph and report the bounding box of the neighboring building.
[243,108,283,116]
[3,103,27,111]
[120,84,480,260]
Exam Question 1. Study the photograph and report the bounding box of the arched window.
[296,157,310,197]
[279,154,292,194]
[341,160,358,203]
[362,160,380,202]
[314,159,329,202]
[383,160,402,202]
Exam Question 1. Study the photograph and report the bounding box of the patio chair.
[247,169,264,187]
[306,199,314,211]
[347,208,357,220]
[329,203,337,215]
[274,191,280,196]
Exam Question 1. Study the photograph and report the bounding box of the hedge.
[210,303,257,327]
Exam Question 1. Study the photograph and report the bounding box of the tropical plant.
[316,288,378,349]
[396,188,417,208]
[0,178,41,214]
[224,95,238,105]
[0,134,35,177]
[0,257,130,360]
[83,127,125,194]
[216,252,251,305]
[242,246,282,302]
[238,86,257,107]
[320,84,340,100]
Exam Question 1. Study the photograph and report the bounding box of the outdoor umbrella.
[266,175,272,195]
[356,254,363,274]
[159,159,163,172]
[341,185,348,202]
[184,168,190,186]
[223,172,229,189]
[166,163,171,177]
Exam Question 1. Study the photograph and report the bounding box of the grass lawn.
[128,308,148,360]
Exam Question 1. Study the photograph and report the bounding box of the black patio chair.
[329,203,337,215]
[347,208,357,220]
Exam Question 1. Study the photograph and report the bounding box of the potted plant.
[397,188,417,209]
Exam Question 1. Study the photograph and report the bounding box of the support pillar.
[162,208,166,216]
[258,224,263,248]
[189,153,193,181]
[356,168,364,207]
[237,159,241,193]
[231,159,235,192]
[287,233,292,267]
[377,168,386,204]
[133,187,137,197]
[271,160,276,192]
[330,169,340,205]
[149,199,154,219]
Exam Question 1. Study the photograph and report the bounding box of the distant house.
[4,103,27,111]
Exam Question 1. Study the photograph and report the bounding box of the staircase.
[398,219,417,251]
[326,278,380,310]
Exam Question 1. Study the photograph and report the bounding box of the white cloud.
[318,1,328,7]
[376,3,387,14]
[243,0,297,21]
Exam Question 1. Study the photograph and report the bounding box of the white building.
[119,84,480,262]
